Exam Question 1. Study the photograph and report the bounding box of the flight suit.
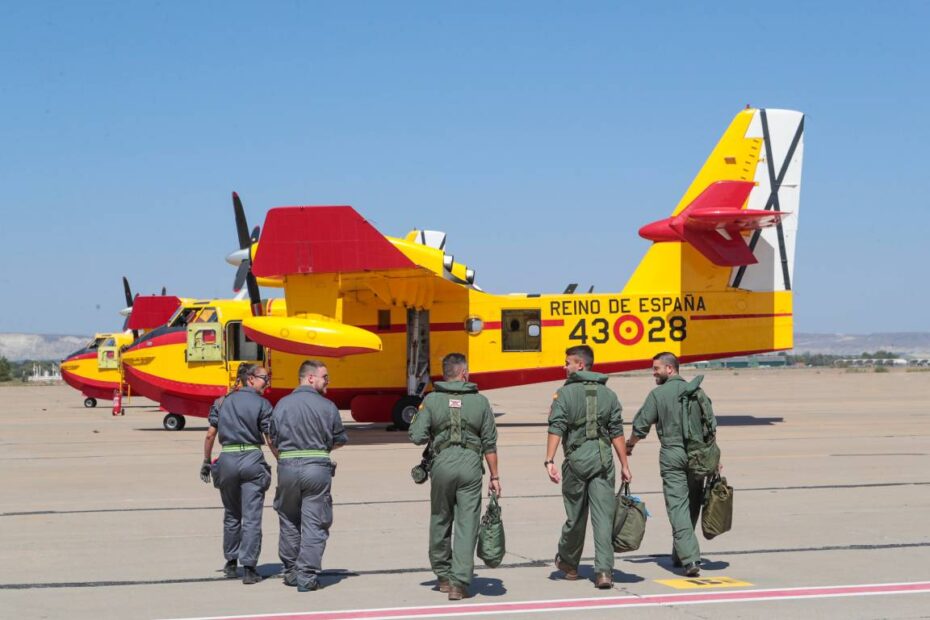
[548,370,625,575]
[270,386,347,590]
[631,375,705,566]
[409,381,498,589]
[209,387,273,570]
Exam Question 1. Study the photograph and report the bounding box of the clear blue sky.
[1,2,927,335]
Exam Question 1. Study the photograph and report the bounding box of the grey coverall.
[270,385,347,590]
[209,387,273,569]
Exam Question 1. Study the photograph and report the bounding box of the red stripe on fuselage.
[60,369,123,401]
[691,313,793,321]
[122,365,225,418]
[125,330,187,351]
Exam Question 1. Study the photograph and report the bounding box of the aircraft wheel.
[391,395,422,431]
[84,398,97,408]
[163,413,185,431]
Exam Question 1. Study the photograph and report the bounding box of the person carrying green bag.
[545,345,632,590]
[626,352,721,577]
[477,492,505,568]
[409,353,500,601]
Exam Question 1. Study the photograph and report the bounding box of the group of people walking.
[201,346,715,599]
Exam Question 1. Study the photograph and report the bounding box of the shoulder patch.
[552,392,559,401]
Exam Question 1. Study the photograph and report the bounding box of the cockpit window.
[192,307,219,324]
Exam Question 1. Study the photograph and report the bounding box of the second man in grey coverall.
[270,360,347,592]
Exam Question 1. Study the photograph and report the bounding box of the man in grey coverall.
[270,360,347,592]
[200,363,275,585]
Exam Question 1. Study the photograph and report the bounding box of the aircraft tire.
[163,413,185,431]
[391,395,422,431]
[84,398,97,408]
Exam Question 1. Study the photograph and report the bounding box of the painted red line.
[690,313,793,321]
[170,581,930,620]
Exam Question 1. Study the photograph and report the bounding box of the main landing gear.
[163,413,186,431]
[84,397,97,408]
[391,395,423,431]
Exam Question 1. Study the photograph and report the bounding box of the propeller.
[121,277,139,340]
[161,286,167,296]
[245,271,264,318]
[229,192,262,293]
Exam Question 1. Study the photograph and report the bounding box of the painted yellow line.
[656,576,753,589]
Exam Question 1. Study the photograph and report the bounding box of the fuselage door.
[224,320,265,387]
[97,337,119,370]
[186,307,224,363]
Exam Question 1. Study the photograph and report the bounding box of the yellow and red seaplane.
[123,107,804,430]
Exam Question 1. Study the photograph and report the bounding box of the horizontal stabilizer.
[127,296,181,330]
[639,180,791,267]
[242,315,382,358]
[252,207,416,278]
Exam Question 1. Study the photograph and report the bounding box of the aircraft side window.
[501,310,542,352]
[378,309,391,331]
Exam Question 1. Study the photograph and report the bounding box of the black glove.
[199,460,212,483]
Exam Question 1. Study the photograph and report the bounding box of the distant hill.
[2,331,929,361]
[794,333,930,357]
[0,333,89,361]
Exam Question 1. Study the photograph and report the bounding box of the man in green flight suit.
[409,352,501,601]
[626,351,709,577]
[546,345,632,589]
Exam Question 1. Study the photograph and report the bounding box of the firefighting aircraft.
[60,278,182,407]
[123,107,804,431]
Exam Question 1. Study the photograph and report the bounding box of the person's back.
[408,353,500,601]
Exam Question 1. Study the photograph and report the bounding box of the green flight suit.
[548,371,625,574]
[409,381,498,588]
[631,375,705,565]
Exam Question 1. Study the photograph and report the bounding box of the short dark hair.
[565,345,594,370]
[653,351,679,371]
[299,359,326,381]
[442,353,467,380]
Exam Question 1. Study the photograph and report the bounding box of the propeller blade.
[122,276,133,308]
[161,286,167,296]
[245,271,263,316]
[233,192,251,250]
[233,261,249,293]
[250,225,261,244]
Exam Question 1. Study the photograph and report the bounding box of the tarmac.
[1,367,929,619]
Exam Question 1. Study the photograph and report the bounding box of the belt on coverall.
[221,443,261,453]
[279,449,331,459]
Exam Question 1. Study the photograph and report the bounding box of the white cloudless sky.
[1,1,927,334]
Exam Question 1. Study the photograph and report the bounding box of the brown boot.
[595,572,613,589]
[437,578,450,593]
[448,584,468,600]
[554,554,578,580]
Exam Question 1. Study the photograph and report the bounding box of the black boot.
[242,566,262,585]
[223,560,237,579]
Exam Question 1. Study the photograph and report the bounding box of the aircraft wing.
[127,296,182,330]
[251,206,416,277]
